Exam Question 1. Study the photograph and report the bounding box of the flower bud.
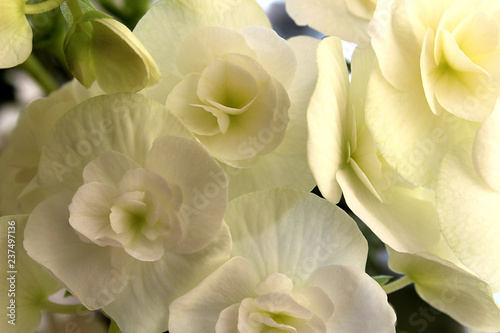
[64,11,161,93]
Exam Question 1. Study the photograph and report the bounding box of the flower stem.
[382,275,413,294]
[43,301,91,315]
[24,0,67,15]
[21,54,59,94]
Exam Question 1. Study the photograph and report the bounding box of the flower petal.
[436,142,500,292]
[225,189,368,284]
[38,93,191,195]
[0,0,32,68]
[104,224,232,333]
[305,265,396,333]
[365,66,478,188]
[169,257,260,333]
[307,37,349,204]
[24,194,130,309]
[134,0,270,76]
[388,248,500,331]
[145,135,228,253]
[284,0,374,44]
[472,100,500,192]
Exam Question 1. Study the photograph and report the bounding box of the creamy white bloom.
[24,93,231,333]
[285,0,377,44]
[366,0,499,187]
[134,0,319,198]
[169,189,397,333]
[0,0,32,68]
[308,37,440,253]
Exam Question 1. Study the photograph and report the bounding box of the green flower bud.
[64,11,161,93]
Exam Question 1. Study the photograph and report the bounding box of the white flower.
[366,0,500,187]
[0,0,32,68]
[307,36,440,253]
[285,0,377,44]
[24,93,231,333]
[134,0,319,198]
[169,189,397,333]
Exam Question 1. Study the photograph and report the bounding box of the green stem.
[21,55,59,94]
[43,301,91,315]
[382,275,413,294]
[24,0,67,15]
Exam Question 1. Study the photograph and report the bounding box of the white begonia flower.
[307,36,440,253]
[64,11,161,94]
[0,80,103,216]
[284,0,377,45]
[436,101,500,293]
[169,189,397,333]
[134,0,319,198]
[366,0,500,187]
[388,246,500,332]
[0,0,32,68]
[24,93,231,333]
[0,215,61,333]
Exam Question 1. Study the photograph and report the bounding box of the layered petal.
[24,194,130,309]
[436,142,500,292]
[104,224,232,333]
[224,189,368,284]
[37,93,191,195]
[285,0,376,45]
[305,265,396,332]
[389,248,500,332]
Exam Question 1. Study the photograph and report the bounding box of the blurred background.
[0,1,471,332]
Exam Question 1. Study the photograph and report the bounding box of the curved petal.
[104,224,232,333]
[0,0,32,68]
[169,257,260,333]
[365,67,479,188]
[337,167,441,253]
[225,189,368,284]
[284,0,374,45]
[436,142,500,292]
[388,248,500,332]
[307,37,349,204]
[145,136,228,253]
[472,100,500,191]
[0,215,61,333]
[24,194,130,309]
[221,147,315,200]
[38,93,191,195]
[240,26,297,88]
[305,265,396,333]
[133,0,270,76]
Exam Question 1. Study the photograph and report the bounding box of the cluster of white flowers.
[0,0,499,332]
